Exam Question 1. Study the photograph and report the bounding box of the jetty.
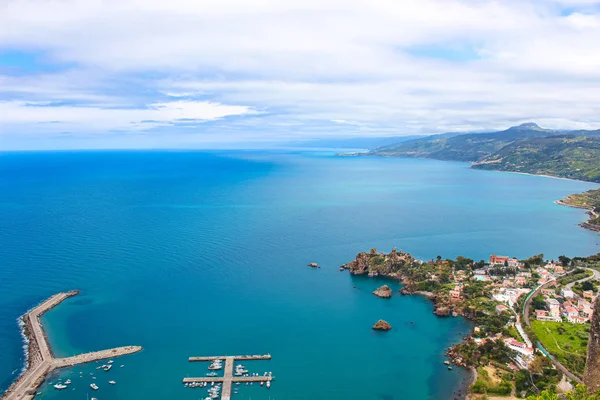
[1,291,142,400]
[184,354,273,400]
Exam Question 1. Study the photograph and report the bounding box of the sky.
[1,0,600,150]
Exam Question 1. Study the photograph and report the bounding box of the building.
[547,298,561,318]
[584,290,596,300]
[535,310,548,318]
[516,276,527,286]
[564,306,579,318]
[561,288,575,299]
[568,316,588,324]
[504,338,534,356]
[541,288,556,296]
[449,286,461,299]
[496,304,509,314]
[490,255,509,265]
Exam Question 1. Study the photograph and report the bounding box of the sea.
[0,150,598,400]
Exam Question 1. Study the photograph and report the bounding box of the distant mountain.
[286,135,425,150]
[372,123,556,161]
[366,122,600,182]
[472,135,600,182]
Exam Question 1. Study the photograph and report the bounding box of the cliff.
[584,295,600,392]
[343,247,416,277]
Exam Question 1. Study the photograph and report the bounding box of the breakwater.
[1,292,142,400]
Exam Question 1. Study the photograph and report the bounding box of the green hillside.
[472,136,600,182]
[372,123,553,161]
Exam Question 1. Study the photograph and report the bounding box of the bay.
[0,150,597,400]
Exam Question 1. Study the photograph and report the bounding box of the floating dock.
[1,291,142,400]
[184,355,273,400]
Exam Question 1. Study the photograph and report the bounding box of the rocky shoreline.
[342,249,475,398]
[556,197,600,233]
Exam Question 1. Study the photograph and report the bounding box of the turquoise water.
[0,150,598,400]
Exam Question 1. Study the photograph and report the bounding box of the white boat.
[266,381,271,389]
[53,384,68,390]
[107,360,114,364]
[65,379,72,385]
[103,364,112,371]
[109,380,116,385]
[90,383,99,390]
[260,381,264,386]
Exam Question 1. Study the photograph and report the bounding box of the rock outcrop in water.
[343,247,417,277]
[372,320,392,331]
[372,285,392,298]
[584,295,600,392]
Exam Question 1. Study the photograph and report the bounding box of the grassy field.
[531,320,589,375]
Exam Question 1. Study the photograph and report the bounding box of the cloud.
[1,0,600,148]
[0,100,254,133]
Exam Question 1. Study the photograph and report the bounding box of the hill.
[472,135,600,182]
[372,123,555,161]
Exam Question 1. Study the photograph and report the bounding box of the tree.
[527,385,600,400]
[559,255,572,267]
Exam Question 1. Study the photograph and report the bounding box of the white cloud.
[1,0,600,147]
[0,100,254,133]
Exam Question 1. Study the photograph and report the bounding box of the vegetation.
[473,136,600,182]
[531,320,589,375]
[372,123,554,162]
[560,189,600,228]
[471,366,513,395]
[368,122,600,183]
[526,385,600,400]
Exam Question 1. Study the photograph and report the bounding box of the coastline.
[555,198,600,233]
[345,262,476,399]
[1,291,142,400]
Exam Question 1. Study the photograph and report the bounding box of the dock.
[184,355,273,400]
[1,292,142,400]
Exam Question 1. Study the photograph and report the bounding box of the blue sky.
[1,0,600,150]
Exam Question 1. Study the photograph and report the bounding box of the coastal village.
[342,248,600,398]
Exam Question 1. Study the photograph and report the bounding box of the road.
[522,268,600,385]
[566,267,600,290]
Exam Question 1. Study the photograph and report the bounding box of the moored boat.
[53,384,68,390]
[90,383,99,390]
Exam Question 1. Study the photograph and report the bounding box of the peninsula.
[1,291,142,400]
[342,247,600,398]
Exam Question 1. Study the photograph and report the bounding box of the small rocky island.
[372,320,392,331]
[372,285,392,298]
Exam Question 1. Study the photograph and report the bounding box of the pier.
[184,355,273,400]
[1,292,142,400]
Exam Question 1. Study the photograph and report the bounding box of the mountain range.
[365,123,600,183]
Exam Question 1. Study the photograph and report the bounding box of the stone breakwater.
[1,291,142,400]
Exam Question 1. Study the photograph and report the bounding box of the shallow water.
[0,150,598,399]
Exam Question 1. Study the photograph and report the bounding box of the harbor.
[184,355,274,400]
[1,291,142,400]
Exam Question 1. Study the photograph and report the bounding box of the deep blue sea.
[0,150,598,400]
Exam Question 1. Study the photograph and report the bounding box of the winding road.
[522,267,600,384]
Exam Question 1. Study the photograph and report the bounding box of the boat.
[109,380,116,385]
[444,360,450,365]
[206,372,218,377]
[90,383,99,390]
[260,382,264,386]
[448,366,453,370]
[53,384,68,390]
[120,365,124,368]
[266,381,271,389]
[107,360,113,364]
[103,364,112,371]
[65,379,72,385]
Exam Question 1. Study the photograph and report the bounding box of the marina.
[1,292,142,400]
[184,355,274,400]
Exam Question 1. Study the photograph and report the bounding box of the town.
[343,249,600,398]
